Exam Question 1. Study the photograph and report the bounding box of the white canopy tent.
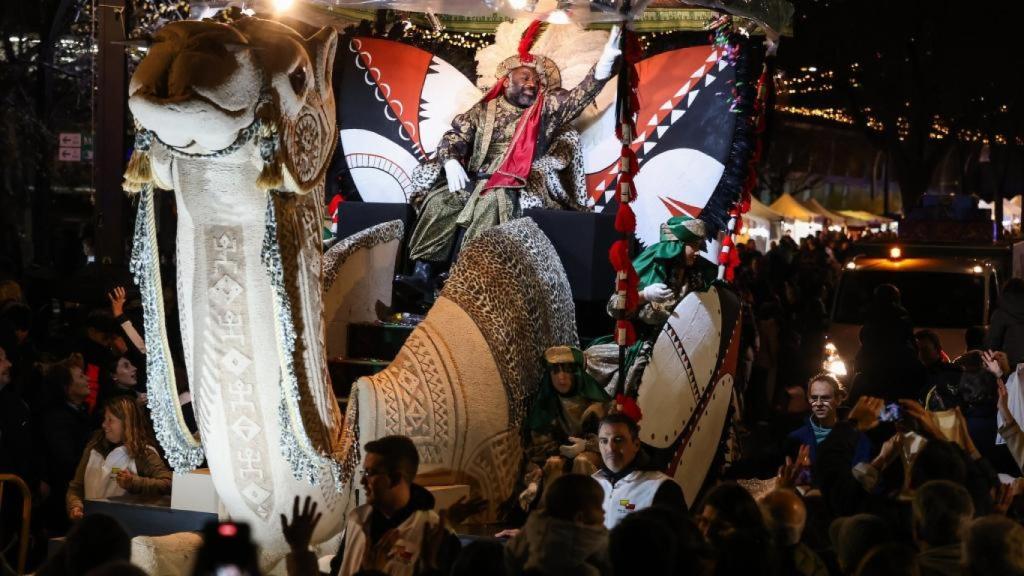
[740,197,784,252]
[978,197,1022,230]
[769,192,822,239]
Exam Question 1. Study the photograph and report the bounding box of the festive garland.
[607,19,644,418]
[700,24,757,241]
[719,65,768,281]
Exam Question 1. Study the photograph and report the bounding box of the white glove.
[444,159,469,192]
[594,25,622,81]
[518,482,539,511]
[559,436,587,459]
[641,282,674,304]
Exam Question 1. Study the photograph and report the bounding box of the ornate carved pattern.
[463,430,521,515]
[372,330,453,465]
[283,89,336,191]
[203,225,275,520]
[441,218,577,428]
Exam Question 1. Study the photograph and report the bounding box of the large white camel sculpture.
[124,16,576,567]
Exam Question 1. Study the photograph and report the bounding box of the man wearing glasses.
[328,436,460,576]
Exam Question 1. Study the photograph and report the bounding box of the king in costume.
[397,22,622,295]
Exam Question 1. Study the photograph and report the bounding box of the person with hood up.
[585,215,714,393]
[525,346,609,473]
[504,473,611,576]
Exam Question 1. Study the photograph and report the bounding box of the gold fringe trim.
[256,118,284,191]
[257,152,284,191]
[122,148,152,194]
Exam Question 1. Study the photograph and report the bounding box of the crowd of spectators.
[7,227,1024,576]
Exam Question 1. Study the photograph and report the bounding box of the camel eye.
[288,66,307,94]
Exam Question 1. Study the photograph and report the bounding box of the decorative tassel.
[256,118,284,192]
[257,153,284,191]
[615,202,636,234]
[122,128,154,194]
[122,149,152,193]
[614,393,643,422]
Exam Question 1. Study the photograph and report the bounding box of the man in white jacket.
[592,414,684,529]
[329,435,459,576]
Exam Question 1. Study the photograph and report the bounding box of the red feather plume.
[518,20,543,64]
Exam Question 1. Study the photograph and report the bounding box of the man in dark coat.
[987,278,1024,367]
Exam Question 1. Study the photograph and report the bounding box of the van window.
[834,270,985,328]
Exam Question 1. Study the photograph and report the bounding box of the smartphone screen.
[879,403,901,422]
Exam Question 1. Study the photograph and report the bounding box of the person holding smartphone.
[785,373,872,487]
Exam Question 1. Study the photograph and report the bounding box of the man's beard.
[505,85,537,108]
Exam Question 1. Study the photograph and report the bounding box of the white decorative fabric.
[593,469,672,529]
[997,366,1024,446]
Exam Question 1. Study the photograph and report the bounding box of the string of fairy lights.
[396,22,708,54]
[400,24,495,50]
[779,67,1022,145]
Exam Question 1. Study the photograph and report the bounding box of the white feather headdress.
[475,17,609,93]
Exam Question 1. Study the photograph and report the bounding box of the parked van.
[825,250,999,376]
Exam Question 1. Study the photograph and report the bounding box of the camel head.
[128,17,337,193]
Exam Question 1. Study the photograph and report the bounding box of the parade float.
[120,0,789,570]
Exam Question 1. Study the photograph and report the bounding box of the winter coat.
[505,514,611,576]
[787,418,872,484]
[987,291,1024,366]
[66,433,171,514]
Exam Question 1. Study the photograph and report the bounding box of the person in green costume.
[518,345,610,509]
[586,215,713,393]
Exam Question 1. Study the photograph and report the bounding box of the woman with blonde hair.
[66,395,172,520]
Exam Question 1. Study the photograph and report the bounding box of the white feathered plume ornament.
[475,18,609,93]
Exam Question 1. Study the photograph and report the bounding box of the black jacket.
[987,291,1024,366]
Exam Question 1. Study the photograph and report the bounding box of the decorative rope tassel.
[256,119,284,192]
[123,129,154,194]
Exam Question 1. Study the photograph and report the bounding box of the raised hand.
[982,350,1003,378]
[898,399,944,440]
[108,286,127,317]
[595,25,622,81]
[848,396,885,432]
[776,443,810,489]
[280,495,322,552]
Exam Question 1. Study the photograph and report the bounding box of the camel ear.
[307,27,338,94]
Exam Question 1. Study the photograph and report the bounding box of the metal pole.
[94,0,128,265]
